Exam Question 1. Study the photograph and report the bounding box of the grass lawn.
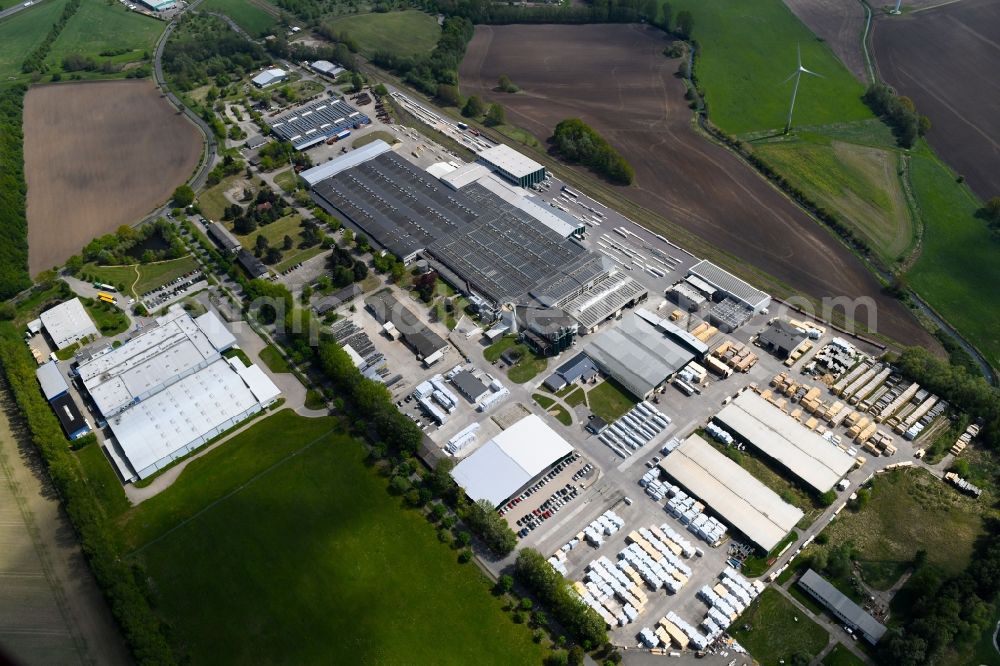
[352,130,399,149]
[564,387,587,408]
[551,405,572,426]
[732,587,829,664]
[197,175,245,221]
[492,124,544,150]
[483,335,518,362]
[671,0,872,135]
[304,389,325,410]
[821,468,986,589]
[82,263,138,293]
[586,379,638,422]
[907,143,1000,370]
[46,1,162,72]
[202,0,276,36]
[75,443,129,520]
[752,133,915,262]
[822,643,866,666]
[126,411,545,664]
[81,297,129,336]
[0,0,69,81]
[234,214,301,249]
[222,346,252,366]
[325,10,440,60]
[508,351,547,384]
[533,393,555,409]
[273,168,299,193]
[135,255,200,294]
[259,344,291,373]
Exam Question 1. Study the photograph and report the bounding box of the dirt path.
[0,386,131,665]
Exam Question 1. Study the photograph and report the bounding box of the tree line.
[862,84,930,149]
[551,118,635,185]
[0,320,176,663]
[162,14,270,92]
[0,86,31,298]
[21,0,82,73]
[370,15,473,97]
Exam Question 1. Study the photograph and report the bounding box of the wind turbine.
[782,44,823,134]
[890,0,902,14]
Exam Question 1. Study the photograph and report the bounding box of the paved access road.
[0,0,47,22]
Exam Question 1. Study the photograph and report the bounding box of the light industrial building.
[367,291,448,365]
[584,312,694,398]
[687,260,770,313]
[252,68,287,88]
[138,0,176,10]
[715,391,855,493]
[76,308,280,481]
[659,434,803,552]
[634,308,709,357]
[207,222,241,254]
[269,97,369,150]
[798,569,887,644]
[451,370,489,403]
[32,297,99,350]
[36,361,68,401]
[757,319,807,359]
[543,352,599,392]
[36,361,91,440]
[476,144,546,187]
[310,60,345,78]
[451,414,573,506]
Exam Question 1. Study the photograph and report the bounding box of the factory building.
[476,144,546,187]
[269,97,369,150]
[798,569,886,644]
[31,297,99,351]
[686,260,771,313]
[451,414,573,506]
[757,319,807,359]
[252,68,287,88]
[36,361,91,441]
[310,60,345,79]
[367,291,448,366]
[207,222,241,254]
[75,308,280,481]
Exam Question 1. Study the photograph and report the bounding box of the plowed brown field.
[459,23,932,346]
[783,0,868,80]
[873,0,1000,200]
[23,80,201,276]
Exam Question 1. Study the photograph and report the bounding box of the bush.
[550,118,634,185]
[515,549,607,647]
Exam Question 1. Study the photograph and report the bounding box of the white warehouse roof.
[252,68,286,87]
[715,391,855,493]
[660,434,803,552]
[452,414,573,506]
[108,357,280,480]
[35,361,68,401]
[301,139,392,186]
[310,60,345,77]
[439,162,491,190]
[477,144,544,179]
[39,298,99,350]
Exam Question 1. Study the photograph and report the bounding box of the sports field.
[325,10,440,59]
[0,0,69,80]
[671,0,872,134]
[45,1,162,72]
[202,0,277,36]
[120,411,544,664]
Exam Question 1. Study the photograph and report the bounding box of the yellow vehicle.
[97,292,116,304]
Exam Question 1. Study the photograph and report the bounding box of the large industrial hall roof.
[660,434,803,552]
[799,569,887,643]
[715,391,855,493]
[688,260,770,312]
[584,313,694,398]
[451,414,573,506]
[310,150,479,259]
[301,139,392,186]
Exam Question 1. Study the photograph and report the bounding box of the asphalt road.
[0,0,47,23]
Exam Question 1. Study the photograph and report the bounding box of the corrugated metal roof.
[799,569,886,642]
[688,260,770,310]
[35,361,68,402]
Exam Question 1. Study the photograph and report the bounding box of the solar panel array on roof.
[311,151,478,260]
[269,97,369,150]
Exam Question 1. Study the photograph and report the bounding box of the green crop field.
[732,588,829,664]
[117,411,545,664]
[326,10,440,60]
[671,0,871,135]
[45,1,162,72]
[202,0,276,36]
[0,0,69,81]
[752,134,915,262]
[906,146,1000,370]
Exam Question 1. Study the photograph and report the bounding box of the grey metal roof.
[451,370,488,401]
[554,352,598,384]
[477,144,544,179]
[36,361,68,402]
[311,150,479,259]
[301,140,392,186]
[584,314,694,397]
[366,291,446,359]
[237,250,269,278]
[556,270,648,330]
[688,260,770,310]
[758,319,806,355]
[269,97,369,150]
[799,569,887,643]
[207,223,240,252]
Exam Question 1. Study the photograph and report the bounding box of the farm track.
[459,23,935,349]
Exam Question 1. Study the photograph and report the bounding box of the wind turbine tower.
[783,44,822,134]
[890,0,902,14]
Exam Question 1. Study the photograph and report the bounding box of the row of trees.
[893,346,1000,450]
[878,520,1000,664]
[21,0,81,73]
[370,16,473,97]
[460,95,505,126]
[436,0,657,25]
[461,498,517,556]
[0,320,175,663]
[862,84,930,149]
[551,118,635,185]
[514,549,608,648]
[0,86,31,298]
[326,244,368,287]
